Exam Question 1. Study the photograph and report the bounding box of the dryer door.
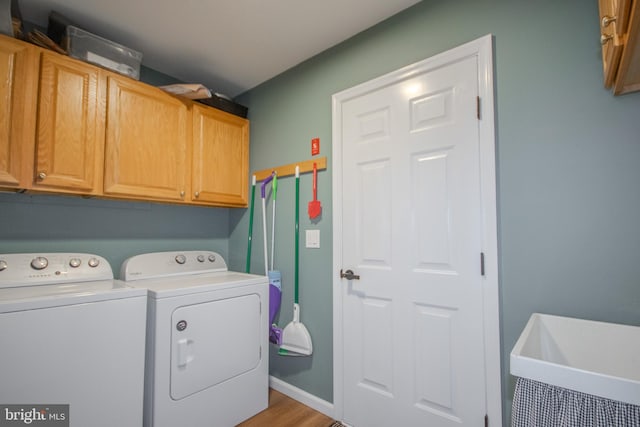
[170,294,262,400]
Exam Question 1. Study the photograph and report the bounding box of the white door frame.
[331,34,501,425]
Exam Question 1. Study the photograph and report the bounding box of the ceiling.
[18,0,421,98]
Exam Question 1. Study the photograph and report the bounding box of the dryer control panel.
[120,251,227,281]
[0,253,113,288]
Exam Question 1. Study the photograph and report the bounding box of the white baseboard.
[269,376,335,419]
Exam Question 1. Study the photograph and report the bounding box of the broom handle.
[261,174,274,277]
[295,167,300,304]
[246,175,256,273]
[262,196,269,277]
[270,174,277,271]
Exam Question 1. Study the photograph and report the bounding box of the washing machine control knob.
[31,256,48,270]
[197,255,205,262]
[175,254,187,264]
[87,257,100,268]
[0,260,7,271]
[69,258,81,268]
[208,254,216,262]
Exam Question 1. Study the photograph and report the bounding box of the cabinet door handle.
[601,33,613,45]
[37,172,47,180]
[601,15,617,28]
[194,191,200,198]
[180,190,185,199]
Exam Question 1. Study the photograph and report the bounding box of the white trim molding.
[269,376,335,419]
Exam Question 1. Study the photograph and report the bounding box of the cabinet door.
[191,104,249,207]
[599,0,630,88]
[104,75,189,202]
[613,1,640,94]
[33,52,105,193]
[0,36,38,189]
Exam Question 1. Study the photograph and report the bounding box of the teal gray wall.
[0,194,230,277]
[229,0,640,423]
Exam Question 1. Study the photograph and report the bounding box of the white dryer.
[0,253,147,427]
[120,250,269,427]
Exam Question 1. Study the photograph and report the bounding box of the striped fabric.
[512,377,640,427]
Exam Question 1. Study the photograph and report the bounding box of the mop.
[278,166,313,356]
[261,173,282,345]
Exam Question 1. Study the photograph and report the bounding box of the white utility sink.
[510,313,640,406]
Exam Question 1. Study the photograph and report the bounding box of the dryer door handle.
[177,338,194,367]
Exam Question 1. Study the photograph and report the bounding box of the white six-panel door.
[332,35,501,427]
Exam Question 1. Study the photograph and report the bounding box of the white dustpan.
[279,303,313,356]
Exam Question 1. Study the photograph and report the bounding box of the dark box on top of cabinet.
[197,94,248,118]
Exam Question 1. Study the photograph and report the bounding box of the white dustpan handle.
[292,303,300,323]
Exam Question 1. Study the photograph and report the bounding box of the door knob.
[340,269,360,280]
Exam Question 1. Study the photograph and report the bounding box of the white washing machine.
[0,252,147,427]
[120,250,269,427]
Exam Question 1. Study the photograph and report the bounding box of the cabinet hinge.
[480,252,485,276]
[484,414,489,427]
[477,96,481,120]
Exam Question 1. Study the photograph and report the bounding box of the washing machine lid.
[120,251,268,298]
[123,271,267,298]
[0,279,146,313]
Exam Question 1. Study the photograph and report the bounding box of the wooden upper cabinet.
[0,35,249,206]
[599,0,628,88]
[104,75,189,202]
[33,51,105,194]
[191,104,249,207]
[614,1,640,94]
[0,36,38,189]
[599,0,640,94]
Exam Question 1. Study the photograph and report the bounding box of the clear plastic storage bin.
[66,25,142,80]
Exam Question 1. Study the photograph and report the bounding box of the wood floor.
[237,388,336,427]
